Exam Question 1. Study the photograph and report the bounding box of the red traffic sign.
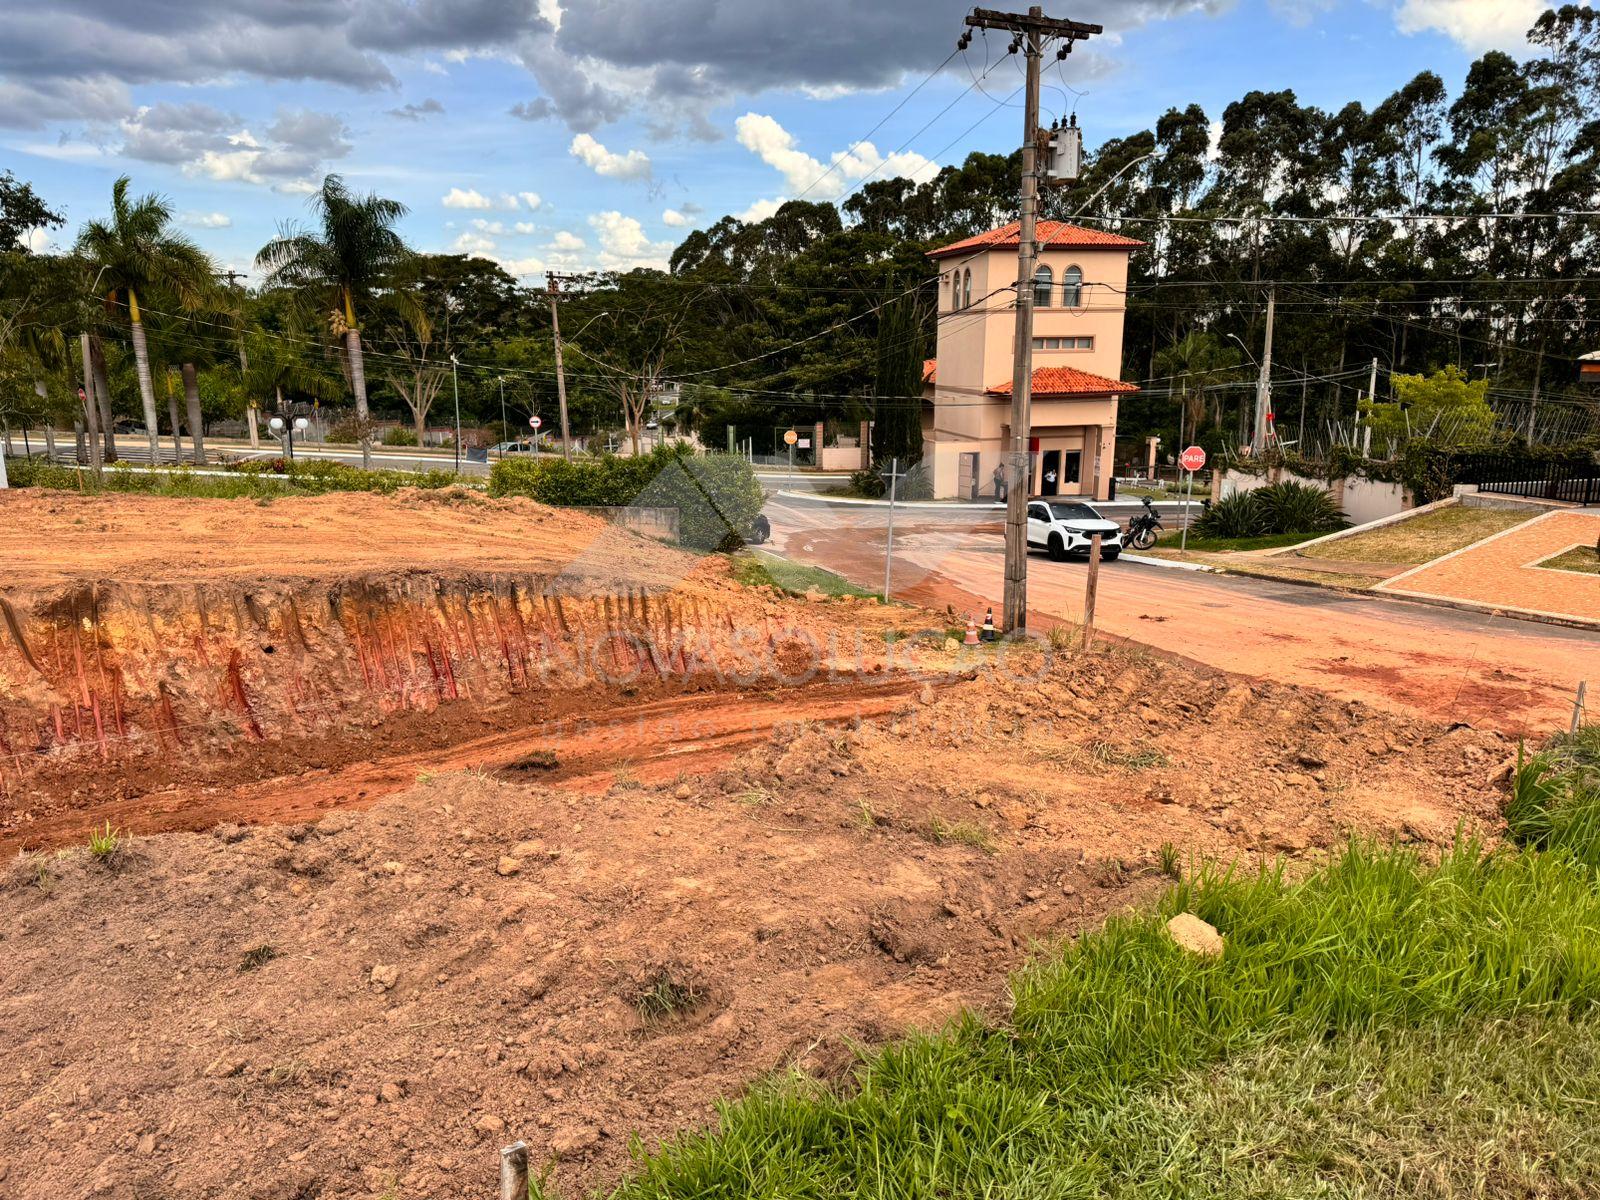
[1179,445,1207,472]
[528,415,542,429]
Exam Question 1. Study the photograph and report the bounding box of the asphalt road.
[765,492,1598,735]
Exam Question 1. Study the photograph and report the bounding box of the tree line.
[1,5,1596,470]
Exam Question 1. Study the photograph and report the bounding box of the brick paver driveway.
[1377,509,1600,623]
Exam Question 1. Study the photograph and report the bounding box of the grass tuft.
[238,944,279,973]
[635,970,707,1023]
[87,821,121,861]
[927,816,997,854]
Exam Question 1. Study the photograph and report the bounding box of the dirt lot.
[0,488,693,587]
[0,490,1520,1200]
[0,639,1513,1200]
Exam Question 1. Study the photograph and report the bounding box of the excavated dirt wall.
[0,569,883,806]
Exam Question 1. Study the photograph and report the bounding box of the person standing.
[992,463,1007,502]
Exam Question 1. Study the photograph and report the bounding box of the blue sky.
[1,0,1557,279]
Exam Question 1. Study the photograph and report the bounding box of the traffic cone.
[963,615,980,646]
[981,608,997,642]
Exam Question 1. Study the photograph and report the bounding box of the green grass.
[87,821,121,860]
[926,816,997,853]
[733,552,880,600]
[1537,545,1600,576]
[598,834,1600,1200]
[1095,1013,1600,1199]
[1505,732,1600,873]
[3,456,467,499]
[1301,503,1531,565]
[1157,531,1320,553]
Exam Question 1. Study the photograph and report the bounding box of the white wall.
[1216,466,1413,525]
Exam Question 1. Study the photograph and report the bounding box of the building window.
[1032,336,1094,351]
[962,268,972,310]
[1033,264,1053,309]
[1062,265,1083,308]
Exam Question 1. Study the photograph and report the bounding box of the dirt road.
[769,495,1599,735]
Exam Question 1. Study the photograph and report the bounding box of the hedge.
[488,445,764,551]
[2,456,462,498]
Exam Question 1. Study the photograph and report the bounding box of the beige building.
[921,220,1142,500]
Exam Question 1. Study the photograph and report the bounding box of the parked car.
[1026,498,1123,561]
[490,440,536,455]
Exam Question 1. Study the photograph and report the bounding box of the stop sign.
[1179,445,1207,472]
[528,415,542,430]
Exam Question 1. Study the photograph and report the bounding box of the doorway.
[1040,449,1061,495]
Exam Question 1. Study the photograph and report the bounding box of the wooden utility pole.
[1253,286,1275,452]
[547,272,573,460]
[1082,532,1102,648]
[966,6,1102,633]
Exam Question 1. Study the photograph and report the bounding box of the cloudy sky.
[1,0,1554,279]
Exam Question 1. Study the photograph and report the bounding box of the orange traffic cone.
[963,615,980,646]
[981,608,997,642]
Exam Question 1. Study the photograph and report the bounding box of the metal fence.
[1465,453,1600,506]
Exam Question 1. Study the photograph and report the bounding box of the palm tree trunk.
[247,403,260,449]
[166,372,184,461]
[126,292,162,464]
[346,327,372,470]
[79,332,104,478]
[89,334,118,463]
[182,362,206,465]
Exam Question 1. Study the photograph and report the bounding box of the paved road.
[766,493,1598,735]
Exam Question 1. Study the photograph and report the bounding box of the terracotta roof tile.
[922,358,938,384]
[986,366,1139,397]
[928,220,1144,260]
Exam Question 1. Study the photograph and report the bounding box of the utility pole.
[1253,285,1275,453]
[1363,357,1377,457]
[450,355,462,474]
[547,272,573,460]
[79,334,104,481]
[965,5,1102,634]
[882,456,904,602]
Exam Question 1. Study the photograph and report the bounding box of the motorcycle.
[1125,495,1163,551]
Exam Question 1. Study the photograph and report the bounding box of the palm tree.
[75,176,213,463]
[240,327,342,430]
[255,175,410,469]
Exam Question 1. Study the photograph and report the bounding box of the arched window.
[962,268,972,310]
[1062,265,1083,308]
[1033,264,1053,309]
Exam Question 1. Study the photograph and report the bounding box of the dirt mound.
[0,640,1512,1200]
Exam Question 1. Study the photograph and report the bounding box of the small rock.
[941,637,959,654]
[496,856,522,876]
[370,964,400,991]
[655,826,672,837]
[135,1133,157,1155]
[381,861,406,875]
[918,684,936,706]
[997,801,1029,831]
[510,840,544,858]
[1166,912,1224,957]
[474,1114,505,1135]
[549,1122,601,1158]
[674,784,693,800]
[379,1081,406,1104]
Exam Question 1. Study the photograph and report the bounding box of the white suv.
[1026,499,1123,561]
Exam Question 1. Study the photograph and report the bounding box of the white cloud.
[518,191,543,210]
[734,112,937,202]
[442,187,493,209]
[497,256,547,278]
[471,219,506,234]
[549,230,586,251]
[737,197,783,223]
[587,210,674,270]
[452,231,497,254]
[569,132,653,181]
[182,211,233,229]
[514,221,538,234]
[661,208,689,227]
[1394,0,1546,52]
[17,226,54,253]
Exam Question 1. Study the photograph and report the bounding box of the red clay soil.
[0,488,693,586]
[0,642,1513,1200]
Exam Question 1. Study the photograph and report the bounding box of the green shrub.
[381,426,419,446]
[323,418,360,445]
[1192,492,1267,539]
[489,446,764,551]
[1506,730,1600,872]
[4,456,462,500]
[1253,480,1347,533]
[848,468,886,499]
[1193,482,1346,540]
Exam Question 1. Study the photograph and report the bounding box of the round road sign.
[783,429,798,446]
[528,415,542,430]
[1179,445,1207,472]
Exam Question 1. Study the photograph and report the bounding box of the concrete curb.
[1120,553,1217,573]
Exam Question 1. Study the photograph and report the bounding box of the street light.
[267,414,309,461]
